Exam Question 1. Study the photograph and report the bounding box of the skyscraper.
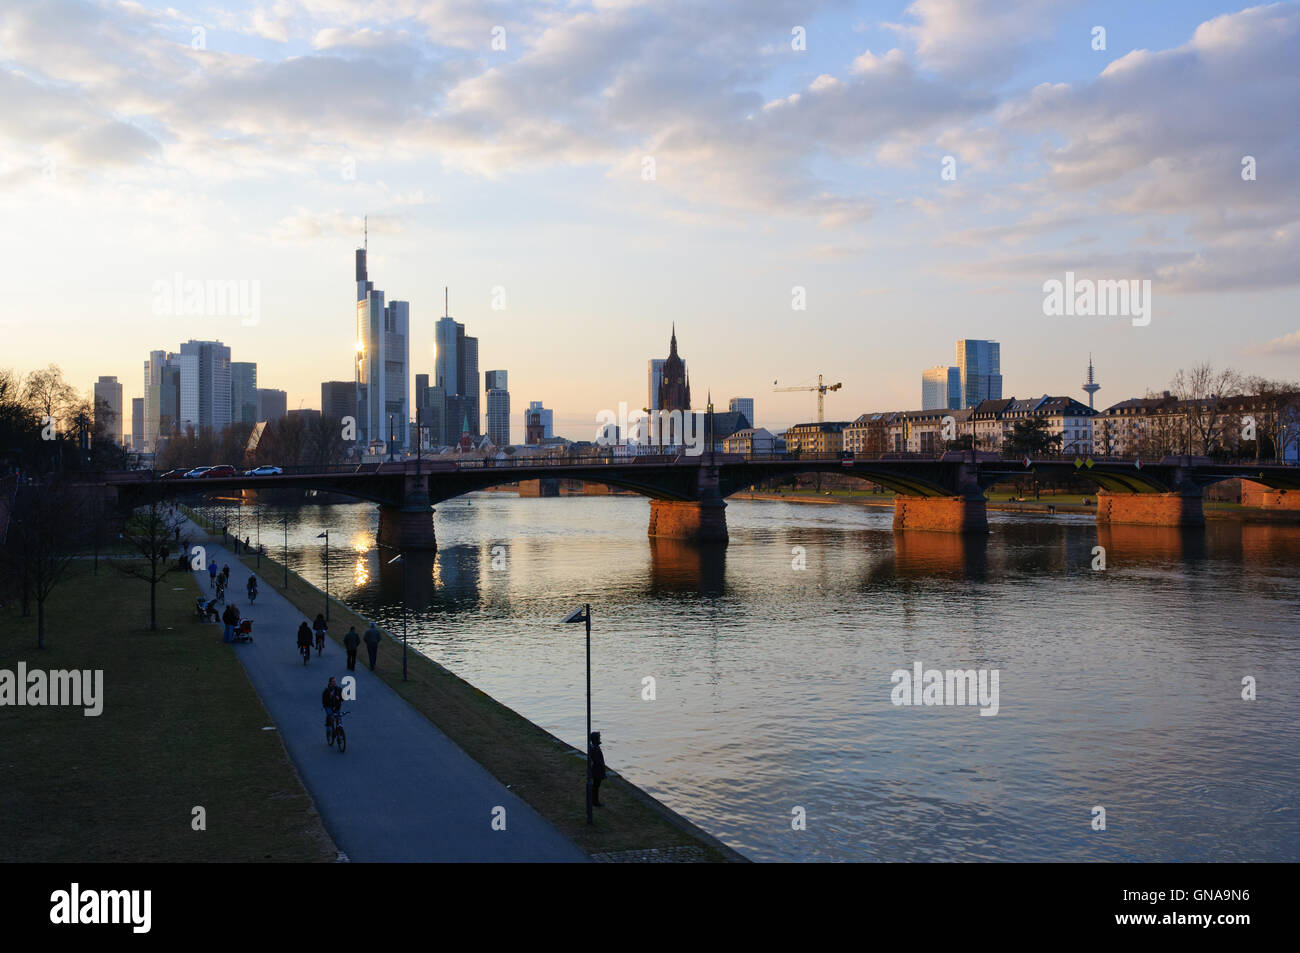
[231,362,258,425]
[93,376,123,444]
[257,388,287,423]
[354,243,410,451]
[142,349,181,448]
[728,397,754,428]
[485,370,510,447]
[433,291,480,445]
[648,359,666,412]
[525,401,553,442]
[131,398,143,452]
[955,340,1002,409]
[921,366,962,410]
[178,339,232,432]
[321,381,354,420]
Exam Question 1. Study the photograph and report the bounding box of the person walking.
[363,621,382,671]
[589,731,607,807]
[343,625,361,671]
[221,603,240,643]
[208,561,218,590]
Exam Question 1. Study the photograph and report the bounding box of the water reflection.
[648,538,727,595]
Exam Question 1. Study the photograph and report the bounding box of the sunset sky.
[1,0,1297,440]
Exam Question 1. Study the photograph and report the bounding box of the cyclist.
[296,621,313,662]
[246,575,258,603]
[322,676,342,729]
[215,574,226,603]
[313,613,328,655]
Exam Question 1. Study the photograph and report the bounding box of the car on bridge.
[202,465,237,478]
[244,465,283,476]
[159,468,189,479]
[183,467,213,478]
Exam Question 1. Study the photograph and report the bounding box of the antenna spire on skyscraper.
[445,286,449,318]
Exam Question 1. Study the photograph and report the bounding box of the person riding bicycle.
[246,575,258,602]
[296,621,313,657]
[322,676,342,728]
[313,613,328,653]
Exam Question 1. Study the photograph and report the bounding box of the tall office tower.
[93,376,123,444]
[485,370,510,447]
[231,362,258,425]
[525,400,553,440]
[131,398,144,452]
[354,243,410,451]
[321,381,355,420]
[418,383,445,449]
[178,340,232,432]
[257,388,287,423]
[433,292,480,444]
[142,349,181,448]
[728,397,754,428]
[1082,354,1101,410]
[921,365,962,410]
[648,359,666,412]
[955,339,1002,409]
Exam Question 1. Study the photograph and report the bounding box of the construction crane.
[773,374,843,423]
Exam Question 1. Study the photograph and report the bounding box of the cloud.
[1251,328,1300,356]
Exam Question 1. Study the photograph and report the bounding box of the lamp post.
[317,531,330,621]
[279,517,289,589]
[256,507,261,568]
[386,553,409,680]
[561,604,593,825]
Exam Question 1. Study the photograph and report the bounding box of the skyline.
[1,0,1297,437]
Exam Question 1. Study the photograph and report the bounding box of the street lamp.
[387,552,408,681]
[317,530,330,621]
[561,604,594,825]
[278,516,289,589]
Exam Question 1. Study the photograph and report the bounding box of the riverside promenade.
[185,519,586,862]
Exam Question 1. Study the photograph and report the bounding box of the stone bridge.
[93,452,1300,549]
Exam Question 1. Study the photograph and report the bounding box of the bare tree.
[116,497,183,631]
[1170,363,1243,455]
[8,483,84,649]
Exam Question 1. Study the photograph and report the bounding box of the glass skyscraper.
[955,340,1002,408]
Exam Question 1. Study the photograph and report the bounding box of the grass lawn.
[183,505,738,861]
[0,558,336,862]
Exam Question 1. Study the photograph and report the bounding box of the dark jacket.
[322,685,342,710]
[344,629,361,649]
[363,625,382,646]
[297,623,313,647]
[222,604,240,626]
[589,742,607,781]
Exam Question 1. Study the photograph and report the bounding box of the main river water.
[212,493,1300,862]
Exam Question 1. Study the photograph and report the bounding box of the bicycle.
[325,709,348,753]
[247,585,258,605]
[300,641,311,665]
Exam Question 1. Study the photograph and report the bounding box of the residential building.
[783,421,848,454]
[921,366,961,411]
[845,411,904,455]
[723,427,777,455]
[231,362,258,425]
[955,339,1002,408]
[93,375,123,444]
[887,408,969,454]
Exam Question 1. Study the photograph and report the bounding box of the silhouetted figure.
[297,621,313,656]
[322,676,342,727]
[363,621,382,671]
[344,626,360,671]
[589,731,607,807]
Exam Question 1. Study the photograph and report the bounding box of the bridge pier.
[892,495,988,533]
[1095,490,1203,527]
[647,499,728,542]
[377,504,437,550]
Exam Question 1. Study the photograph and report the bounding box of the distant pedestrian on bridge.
[344,626,360,670]
[363,621,382,671]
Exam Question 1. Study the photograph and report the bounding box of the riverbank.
[0,558,336,862]
[182,505,744,862]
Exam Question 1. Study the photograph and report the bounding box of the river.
[208,492,1300,862]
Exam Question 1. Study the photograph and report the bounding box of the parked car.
[183,467,213,478]
[203,465,237,478]
[159,468,189,479]
[244,465,283,476]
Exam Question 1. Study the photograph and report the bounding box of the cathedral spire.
[669,323,677,357]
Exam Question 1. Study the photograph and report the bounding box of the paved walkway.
[186,520,585,862]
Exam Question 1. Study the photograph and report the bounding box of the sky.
[1,0,1297,442]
